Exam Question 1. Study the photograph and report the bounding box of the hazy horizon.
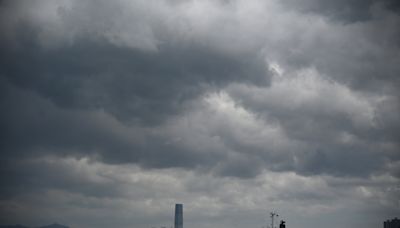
[0,1,399,228]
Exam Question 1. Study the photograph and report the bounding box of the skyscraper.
[174,204,183,228]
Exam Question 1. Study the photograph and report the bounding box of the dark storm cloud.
[0,36,268,125]
[226,73,399,177]
[0,81,227,169]
[267,0,400,102]
[0,157,121,199]
[280,0,400,22]
[0,1,400,227]
[0,0,399,179]
[0,0,269,171]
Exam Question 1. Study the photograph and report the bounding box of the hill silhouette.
[0,225,29,228]
[37,223,69,228]
[0,223,68,228]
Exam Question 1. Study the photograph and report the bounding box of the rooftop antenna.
[269,211,279,228]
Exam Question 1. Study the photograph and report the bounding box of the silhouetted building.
[174,204,183,228]
[384,218,400,228]
[279,220,286,228]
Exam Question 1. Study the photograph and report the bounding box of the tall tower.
[174,204,183,228]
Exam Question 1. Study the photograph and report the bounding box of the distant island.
[0,223,68,228]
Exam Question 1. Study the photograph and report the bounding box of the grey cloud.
[0,158,121,199]
[0,0,399,227]
[280,0,400,22]
[0,0,270,123]
[225,68,398,177]
[0,156,398,228]
[259,3,400,98]
[0,81,226,170]
[0,0,269,172]
[0,0,268,171]
[0,38,268,125]
[0,0,398,180]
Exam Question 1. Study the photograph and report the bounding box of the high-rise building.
[174,204,183,228]
[384,217,400,228]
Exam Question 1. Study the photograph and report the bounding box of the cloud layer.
[0,1,399,228]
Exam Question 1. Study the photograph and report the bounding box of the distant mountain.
[37,224,69,228]
[0,225,29,228]
[0,224,68,228]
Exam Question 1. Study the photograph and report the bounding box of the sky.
[0,0,399,228]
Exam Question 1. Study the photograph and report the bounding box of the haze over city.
[0,1,399,228]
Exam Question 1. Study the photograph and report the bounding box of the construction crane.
[269,211,279,228]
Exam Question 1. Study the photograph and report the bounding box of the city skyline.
[0,0,399,228]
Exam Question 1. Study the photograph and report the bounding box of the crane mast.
[269,211,278,228]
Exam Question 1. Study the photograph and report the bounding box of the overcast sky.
[0,1,399,228]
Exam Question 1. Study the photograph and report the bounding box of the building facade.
[174,204,183,228]
[384,217,400,228]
